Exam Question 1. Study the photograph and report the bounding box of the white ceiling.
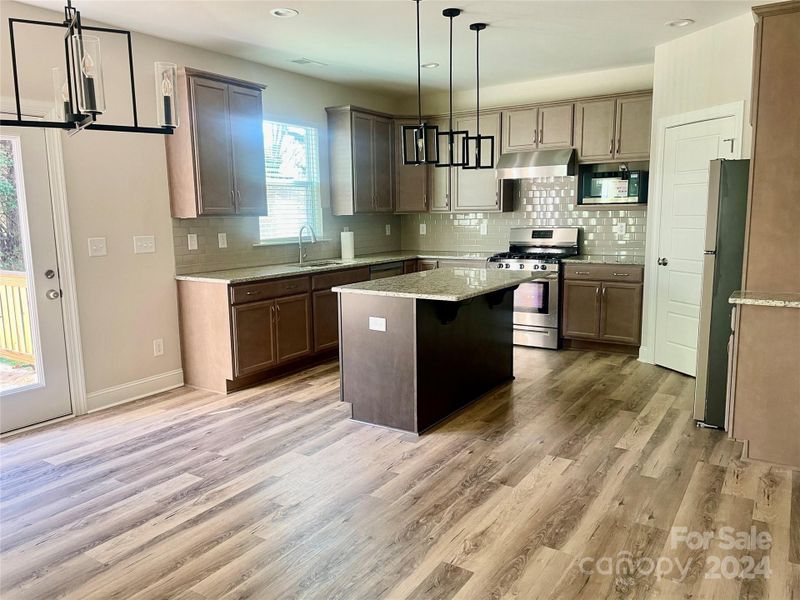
[18,1,758,95]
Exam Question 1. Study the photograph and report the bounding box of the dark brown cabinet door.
[562,280,602,339]
[373,117,393,212]
[312,289,339,352]
[614,95,652,160]
[394,120,427,213]
[231,300,276,377]
[454,113,502,211]
[229,85,267,215]
[575,98,616,162]
[599,282,643,345]
[403,259,418,274]
[538,103,574,149]
[352,113,375,213]
[190,77,235,214]
[417,259,438,271]
[275,293,312,363]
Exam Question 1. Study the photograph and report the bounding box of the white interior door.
[0,127,71,433]
[653,116,736,376]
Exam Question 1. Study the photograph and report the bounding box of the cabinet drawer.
[563,264,643,283]
[311,267,370,291]
[230,276,310,304]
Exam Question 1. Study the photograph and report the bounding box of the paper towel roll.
[341,231,355,260]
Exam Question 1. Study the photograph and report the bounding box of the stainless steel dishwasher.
[369,262,405,280]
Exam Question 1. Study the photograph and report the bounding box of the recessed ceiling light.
[666,18,695,28]
[271,8,299,18]
[421,62,440,69]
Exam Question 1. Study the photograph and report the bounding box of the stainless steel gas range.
[488,227,579,349]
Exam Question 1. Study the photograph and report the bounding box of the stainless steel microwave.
[578,169,648,205]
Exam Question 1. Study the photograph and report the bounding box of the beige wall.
[650,12,756,156]
[0,1,403,408]
[639,12,755,363]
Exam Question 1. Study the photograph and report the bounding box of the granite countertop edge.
[728,290,800,309]
[561,255,646,266]
[175,252,496,284]
[332,269,540,302]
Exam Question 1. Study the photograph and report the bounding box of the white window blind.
[259,120,322,242]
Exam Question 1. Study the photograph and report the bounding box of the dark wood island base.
[337,288,517,434]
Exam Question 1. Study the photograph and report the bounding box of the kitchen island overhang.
[333,267,541,434]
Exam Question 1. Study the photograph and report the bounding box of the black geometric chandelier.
[462,23,495,169]
[435,8,468,169]
[401,0,439,165]
[1,0,177,135]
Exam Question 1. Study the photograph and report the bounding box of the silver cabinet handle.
[611,272,630,277]
[575,271,591,275]
[533,129,538,145]
[236,189,241,206]
[610,139,615,155]
[617,138,622,154]
[46,289,61,300]
[230,190,235,206]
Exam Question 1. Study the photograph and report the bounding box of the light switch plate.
[133,235,156,254]
[88,237,107,257]
[187,234,198,251]
[419,223,427,235]
[368,316,387,332]
[153,338,164,357]
[218,233,227,248]
[385,224,391,236]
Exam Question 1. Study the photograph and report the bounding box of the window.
[259,120,322,242]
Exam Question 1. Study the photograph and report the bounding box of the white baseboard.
[86,369,184,413]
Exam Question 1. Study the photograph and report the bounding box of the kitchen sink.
[297,260,343,268]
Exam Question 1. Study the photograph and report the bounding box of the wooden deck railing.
[0,271,34,365]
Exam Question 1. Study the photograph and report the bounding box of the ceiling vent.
[290,58,328,67]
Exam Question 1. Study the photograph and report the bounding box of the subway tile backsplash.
[172,208,402,275]
[400,176,647,256]
[173,177,645,274]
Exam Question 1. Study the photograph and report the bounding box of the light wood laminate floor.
[1,349,798,599]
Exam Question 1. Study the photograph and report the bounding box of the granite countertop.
[729,291,800,309]
[175,252,497,284]
[332,267,539,302]
[561,254,646,266]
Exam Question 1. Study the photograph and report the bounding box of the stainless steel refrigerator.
[694,159,749,429]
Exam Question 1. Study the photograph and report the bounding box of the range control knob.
[518,264,525,269]
[504,264,510,269]
[540,264,547,271]
[496,263,503,269]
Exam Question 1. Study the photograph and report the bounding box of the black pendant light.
[435,8,468,169]
[401,0,439,165]
[462,23,495,169]
[1,0,177,134]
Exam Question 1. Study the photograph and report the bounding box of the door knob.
[657,257,669,266]
[46,289,61,300]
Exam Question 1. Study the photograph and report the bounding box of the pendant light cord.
[416,0,422,127]
[475,26,480,136]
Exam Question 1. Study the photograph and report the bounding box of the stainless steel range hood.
[495,148,576,179]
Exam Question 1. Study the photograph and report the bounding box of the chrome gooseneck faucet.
[298,224,317,265]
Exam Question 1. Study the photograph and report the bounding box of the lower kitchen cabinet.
[562,264,644,347]
[417,259,438,271]
[178,266,370,393]
[231,300,277,377]
[562,280,601,339]
[275,294,312,362]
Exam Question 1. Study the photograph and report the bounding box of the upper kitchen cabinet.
[428,118,453,212]
[393,119,428,213]
[327,106,394,215]
[166,68,267,218]
[454,112,514,212]
[574,93,652,163]
[502,103,574,153]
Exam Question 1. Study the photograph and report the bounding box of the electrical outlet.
[218,233,227,248]
[615,222,627,235]
[187,234,198,251]
[419,223,427,235]
[133,235,156,254]
[153,338,164,357]
[480,222,488,236]
[88,237,107,257]
[385,224,391,236]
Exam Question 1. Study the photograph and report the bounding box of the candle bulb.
[61,82,70,121]
[161,72,174,126]
[81,52,98,113]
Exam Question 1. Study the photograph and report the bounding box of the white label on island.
[368,316,387,332]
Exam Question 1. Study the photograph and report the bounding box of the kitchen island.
[333,267,537,433]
